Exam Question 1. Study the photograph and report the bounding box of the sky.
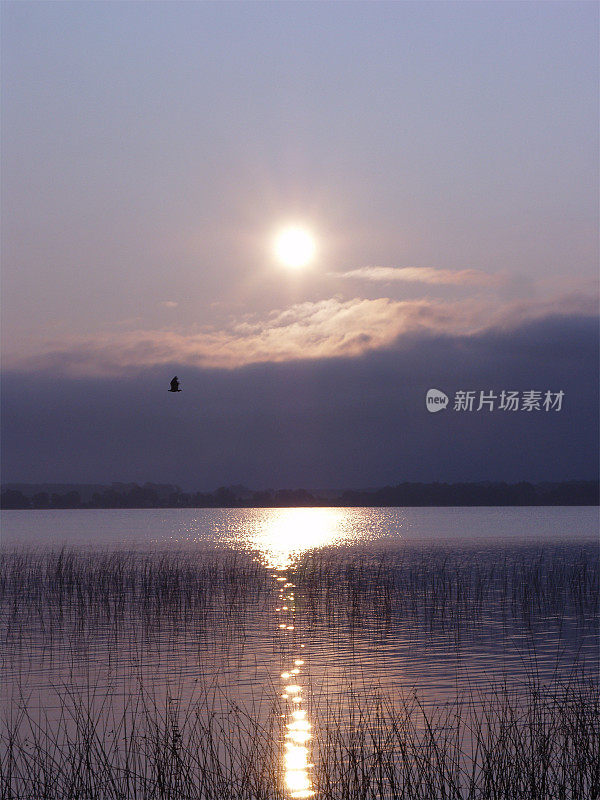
[1,1,598,489]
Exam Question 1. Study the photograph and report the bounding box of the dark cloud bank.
[2,315,598,490]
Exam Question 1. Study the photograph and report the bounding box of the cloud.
[2,315,598,488]
[338,266,503,287]
[14,298,412,375]
[159,300,178,308]
[5,291,597,377]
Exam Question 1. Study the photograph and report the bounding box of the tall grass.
[2,544,597,636]
[1,674,598,799]
[1,545,598,799]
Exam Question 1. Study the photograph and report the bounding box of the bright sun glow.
[274,227,316,269]
[249,508,347,570]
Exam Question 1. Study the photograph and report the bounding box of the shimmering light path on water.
[251,510,348,799]
[247,508,372,796]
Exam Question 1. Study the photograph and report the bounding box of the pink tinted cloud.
[339,265,503,287]
[7,292,598,377]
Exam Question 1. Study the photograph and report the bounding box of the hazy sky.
[1,1,598,487]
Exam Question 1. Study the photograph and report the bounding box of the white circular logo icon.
[426,389,449,412]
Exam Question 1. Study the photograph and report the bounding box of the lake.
[1,506,598,799]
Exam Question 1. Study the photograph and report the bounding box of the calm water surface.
[1,505,596,548]
[1,506,598,799]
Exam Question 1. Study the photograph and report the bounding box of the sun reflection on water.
[283,705,315,798]
[249,507,348,570]
[275,567,316,799]
[245,509,347,798]
[201,507,351,798]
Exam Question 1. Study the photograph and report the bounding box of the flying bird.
[168,376,182,393]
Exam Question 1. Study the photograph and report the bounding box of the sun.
[274,226,316,269]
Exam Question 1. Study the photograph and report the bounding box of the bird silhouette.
[168,376,182,392]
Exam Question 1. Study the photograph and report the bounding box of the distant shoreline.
[2,480,598,509]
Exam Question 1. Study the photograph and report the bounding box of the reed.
[1,673,597,799]
[2,543,597,633]
[1,545,598,799]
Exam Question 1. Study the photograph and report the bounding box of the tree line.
[1,480,598,509]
